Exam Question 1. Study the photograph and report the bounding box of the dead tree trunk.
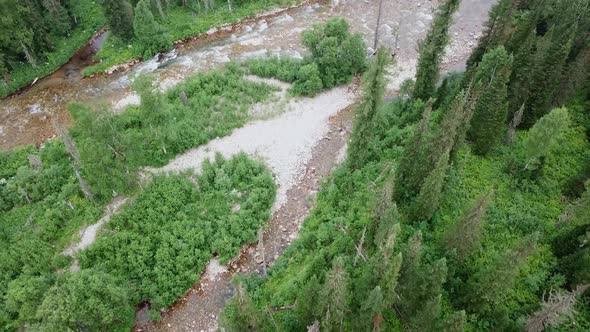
[506,102,525,144]
[52,117,95,201]
[373,0,385,50]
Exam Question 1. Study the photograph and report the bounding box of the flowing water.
[1,0,493,151]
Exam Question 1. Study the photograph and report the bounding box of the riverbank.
[0,0,306,99]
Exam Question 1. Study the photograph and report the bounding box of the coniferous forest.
[220,0,590,330]
[0,0,589,331]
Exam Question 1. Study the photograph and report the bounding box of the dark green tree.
[412,0,461,101]
[220,281,264,331]
[464,233,539,311]
[468,46,513,155]
[296,275,322,327]
[102,0,135,40]
[359,286,384,331]
[348,47,388,169]
[524,107,570,171]
[133,0,172,58]
[409,149,450,222]
[319,257,350,331]
[466,0,518,69]
[441,192,490,263]
[393,102,432,203]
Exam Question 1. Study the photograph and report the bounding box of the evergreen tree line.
[219,0,590,330]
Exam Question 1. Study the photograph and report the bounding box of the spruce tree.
[412,0,461,101]
[468,46,513,155]
[464,232,539,310]
[442,192,490,263]
[359,286,384,332]
[348,47,388,169]
[103,0,135,41]
[409,149,450,222]
[133,0,172,58]
[296,275,321,327]
[524,107,570,171]
[220,281,263,331]
[319,257,349,331]
[466,0,517,69]
[393,102,432,203]
[523,24,577,126]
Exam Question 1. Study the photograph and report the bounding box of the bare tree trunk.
[373,0,385,50]
[20,41,37,68]
[52,117,95,201]
[227,0,232,12]
[506,102,525,144]
[257,228,267,276]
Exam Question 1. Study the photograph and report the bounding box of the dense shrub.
[80,153,275,310]
[244,17,366,96]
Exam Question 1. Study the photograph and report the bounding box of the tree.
[468,46,513,155]
[524,107,570,171]
[319,257,349,331]
[441,192,490,262]
[102,0,135,40]
[466,0,518,69]
[359,286,384,331]
[393,102,433,203]
[296,275,322,327]
[409,149,450,221]
[524,285,590,332]
[523,24,577,126]
[412,0,461,101]
[464,232,539,310]
[220,280,264,331]
[35,270,132,331]
[133,0,172,58]
[348,47,388,169]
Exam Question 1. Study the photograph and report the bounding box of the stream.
[2,0,495,331]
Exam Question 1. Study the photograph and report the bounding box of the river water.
[0,0,493,151]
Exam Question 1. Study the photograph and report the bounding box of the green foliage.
[133,0,172,58]
[103,0,135,40]
[80,153,275,309]
[412,0,460,101]
[34,269,133,332]
[302,17,366,89]
[468,46,513,155]
[0,0,105,97]
[244,16,366,96]
[409,150,450,222]
[524,107,570,171]
[348,48,388,169]
[290,63,323,96]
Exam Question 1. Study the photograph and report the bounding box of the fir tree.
[319,257,349,331]
[133,0,172,58]
[359,286,384,331]
[523,24,577,126]
[524,107,570,171]
[409,149,450,222]
[412,0,461,101]
[442,192,490,262]
[296,275,321,327]
[348,47,388,169]
[468,46,513,155]
[393,102,433,203]
[220,281,263,331]
[102,0,135,41]
[464,232,539,310]
[466,0,517,69]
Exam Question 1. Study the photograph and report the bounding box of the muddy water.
[0,0,493,151]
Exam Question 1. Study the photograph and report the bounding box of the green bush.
[80,153,276,310]
[290,63,323,96]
